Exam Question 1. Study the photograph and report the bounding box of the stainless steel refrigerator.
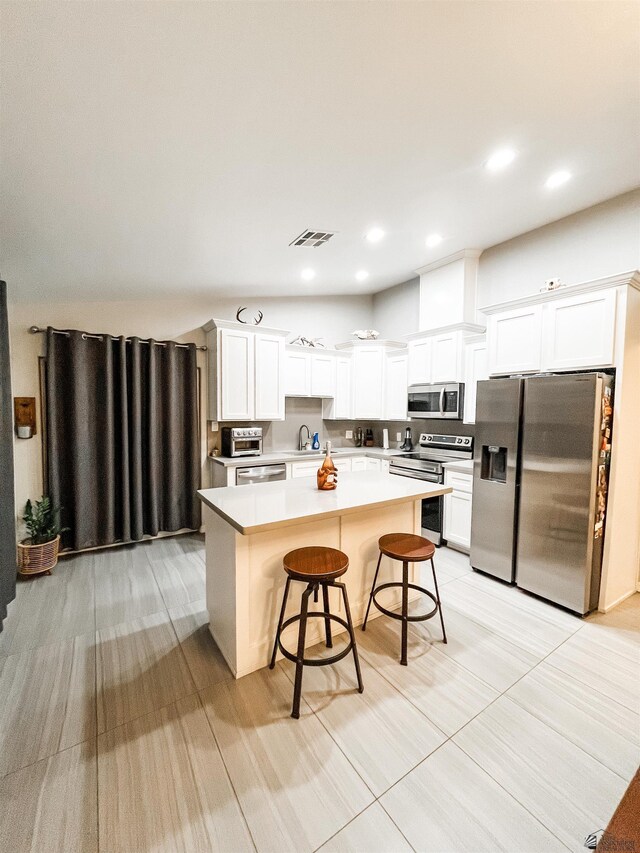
[470,372,613,614]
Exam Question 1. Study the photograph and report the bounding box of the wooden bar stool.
[362,533,447,666]
[269,546,364,719]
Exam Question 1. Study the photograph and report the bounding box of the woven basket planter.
[17,535,61,576]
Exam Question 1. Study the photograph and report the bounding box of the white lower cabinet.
[365,457,381,471]
[350,457,367,472]
[289,457,352,479]
[443,469,473,551]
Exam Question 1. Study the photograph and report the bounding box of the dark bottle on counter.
[364,428,374,447]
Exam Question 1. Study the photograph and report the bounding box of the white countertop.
[198,471,451,535]
[209,447,407,467]
[442,460,474,474]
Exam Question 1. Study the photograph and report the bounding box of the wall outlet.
[345,429,353,439]
[396,432,402,442]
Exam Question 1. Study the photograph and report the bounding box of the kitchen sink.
[289,449,346,455]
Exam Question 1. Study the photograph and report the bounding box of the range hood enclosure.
[417,249,482,331]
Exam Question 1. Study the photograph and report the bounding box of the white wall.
[371,277,420,339]
[477,189,640,306]
[8,293,372,533]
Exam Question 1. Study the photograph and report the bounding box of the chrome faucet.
[298,424,311,451]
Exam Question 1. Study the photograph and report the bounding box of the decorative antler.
[236,307,264,325]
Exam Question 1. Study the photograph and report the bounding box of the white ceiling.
[2,1,639,302]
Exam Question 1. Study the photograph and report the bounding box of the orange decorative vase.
[317,442,338,490]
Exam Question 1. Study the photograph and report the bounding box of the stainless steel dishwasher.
[235,463,287,486]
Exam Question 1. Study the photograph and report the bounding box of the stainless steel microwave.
[407,383,465,420]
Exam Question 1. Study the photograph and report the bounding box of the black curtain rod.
[28,326,207,351]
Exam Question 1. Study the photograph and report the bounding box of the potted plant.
[17,497,68,576]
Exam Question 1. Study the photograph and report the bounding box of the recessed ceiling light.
[485,147,517,171]
[365,227,385,243]
[545,169,572,189]
[355,270,369,282]
[425,233,443,249]
[301,268,316,281]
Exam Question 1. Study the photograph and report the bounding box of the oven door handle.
[439,387,445,416]
[390,468,441,483]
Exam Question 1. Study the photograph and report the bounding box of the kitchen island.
[198,471,451,677]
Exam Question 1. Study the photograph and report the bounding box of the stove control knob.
[456,438,462,444]
[427,436,432,441]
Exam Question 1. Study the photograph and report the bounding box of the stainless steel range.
[389,433,473,545]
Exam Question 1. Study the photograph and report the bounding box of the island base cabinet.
[204,502,422,678]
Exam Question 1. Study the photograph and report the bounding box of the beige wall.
[477,189,640,306]
[8,293,372,534]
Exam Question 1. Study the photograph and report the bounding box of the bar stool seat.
[283,546,348,581]
[362,533,447,666]
[379,533,436,562]
[270,546,363,718]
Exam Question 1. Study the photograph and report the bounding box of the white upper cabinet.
[310,353,336,397]
[484,278,626,378]
[323,356,352,420]
[352,347,385,418]
[255,334,285,420]
[219,328,255,420]
[285,347,341,399]
[431,333,461,382]
[384,353,408,419]
[205,319,288,422]
[487,304,543,376]
[542,289,617,370]
[463,337,488,424]
[407,338,432,385]
[284,348,311,396]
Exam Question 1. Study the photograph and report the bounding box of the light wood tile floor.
[0,534,637,852]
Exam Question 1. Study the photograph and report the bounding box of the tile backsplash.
[208,396,474,456]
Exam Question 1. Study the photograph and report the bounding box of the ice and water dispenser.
[481,445,508,483]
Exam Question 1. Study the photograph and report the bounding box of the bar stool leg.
[400,560,409,666]
[362,551,383,631]
[336,581,364,693]
[321,582,333,648]
[291,583,313,719]
[430,556,447,644]
[269,576,291,669]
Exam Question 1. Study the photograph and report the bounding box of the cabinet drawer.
[444,470,473,493]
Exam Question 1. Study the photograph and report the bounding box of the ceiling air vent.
[289,229,336,247]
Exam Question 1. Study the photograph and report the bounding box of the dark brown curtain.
[46,328,201,551]
[0,282,16,631]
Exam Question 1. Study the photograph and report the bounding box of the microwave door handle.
[439,387,445,416]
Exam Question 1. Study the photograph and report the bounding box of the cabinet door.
[381,460,390,474]
[487,305,543,375]
[365,457,381,471]
[384,354,408,420]
[443,490,472,550]
[350,457,367,472]
[255,335,284,420]
[333,358,352,419]
[290,460,318,479]
[284,350,311,396]
[219,328,254,420]
[352,348,384,418]
[431,333,461,383]
[463,341,488,424]
[311,353,336,397]
[543,289,617,370]
[333,458,352,474]
[408,338,432,385]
